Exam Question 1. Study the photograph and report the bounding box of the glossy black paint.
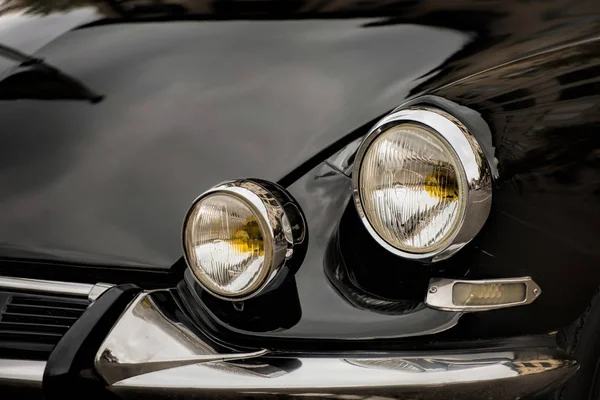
[432,37,600,339]
[0,4,470,268]
[0,0,599,344]
[0,63,103,103]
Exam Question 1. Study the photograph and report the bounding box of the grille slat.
[0,331,63,344]
[0,330,64,338]
[0,293,88,350]
[6,303,86,317]
[2,313,78,325]
[0,321,70,334]
[9,296,88,310]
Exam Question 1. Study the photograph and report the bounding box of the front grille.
[0,293,89,357]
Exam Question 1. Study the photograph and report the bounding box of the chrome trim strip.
[0,359,45,385]
[0,276,93,297]
[425,276,542,312]
[0,276,113,302]
[88,282,114,302]
[110,348,576,399]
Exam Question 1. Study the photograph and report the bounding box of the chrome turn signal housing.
[182,179,306,301]
[352,106,493,262]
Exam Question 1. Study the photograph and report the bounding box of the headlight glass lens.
[184,193,272,298]
[358,123,467,253]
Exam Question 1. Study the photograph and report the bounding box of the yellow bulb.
[424,166,459,201]
[231,216,265,255]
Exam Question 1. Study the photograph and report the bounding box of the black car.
[0,1,599,399]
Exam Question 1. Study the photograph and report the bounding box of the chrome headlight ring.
[182,179,306,301]
[352,106,493,262]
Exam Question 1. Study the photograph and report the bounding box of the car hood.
[0,9,472,267]
[0,1,591,268]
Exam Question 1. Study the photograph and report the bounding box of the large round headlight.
[183,180,306,300]
[353,107,492,262]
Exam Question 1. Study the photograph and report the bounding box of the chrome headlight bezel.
[182,179,306,301]
[352,106,492,262]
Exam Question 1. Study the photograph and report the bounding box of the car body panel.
[0,15,468,267]
[0,0,598,343]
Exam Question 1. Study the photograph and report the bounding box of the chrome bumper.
[0,278,579,399]
[0,347,577,400]
[111,350,577,400]
[95,290,577,399]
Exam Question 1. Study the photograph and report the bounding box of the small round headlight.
[353,107,492,262]
[183,180,305,300]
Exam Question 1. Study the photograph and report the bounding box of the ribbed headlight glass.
[358,123,467,254]
[183,193,272,298]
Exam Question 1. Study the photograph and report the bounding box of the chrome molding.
[110,347,576,399]
[352,106,493,262]
[182,179,306,301]
[0,276,97,298]
[95,290,269,385]
[88,282,114,302]
[0,276,113,302]
[0,359,45,386]
[425,276,542,312]
[94,289,576,400]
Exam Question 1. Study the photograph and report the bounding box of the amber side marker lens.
[452,282,526,307]
[425,277,541,312]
